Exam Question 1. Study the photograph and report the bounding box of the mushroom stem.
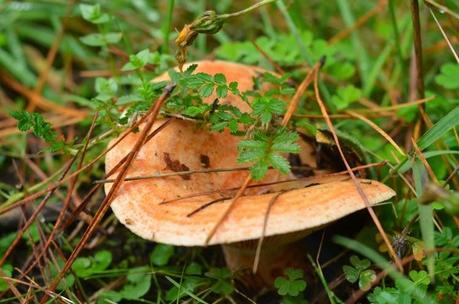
[221,236,309,288]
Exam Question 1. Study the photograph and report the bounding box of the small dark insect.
[392,232,411,258]
[163,152,191,180]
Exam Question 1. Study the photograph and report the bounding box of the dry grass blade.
[60,118,174,233]
[281,61,320,125]
[411,138,440,185]
[95,166,252,184]
[0,155,78,268]
[205,174,252,245]
[429,8,459,63]
[0,108,171,217]
[0,72,86,118]
[38,84,176,303]
[252,191,285,273]
[161,162,385,205]
[312,67,403,272]
[20,113,99,277]
[0,268,25,304]
[424,0,459,20]
[347,110,406,156]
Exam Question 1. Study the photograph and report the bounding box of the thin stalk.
[219,0,277,19]
[276,0,331,100]
[336,0,370,88]
[410,0,425,100]
[389,0,404,65]
[161,0,175,54]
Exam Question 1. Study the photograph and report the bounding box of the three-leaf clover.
[343,255,376,291]
[274,268,307,297]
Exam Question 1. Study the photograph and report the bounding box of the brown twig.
[39,84,176,303]
[160,162,385,205]
[311,66,403,272]
[60,118,174,232]
[346,110,406,156]
[95,166,252,184]
[0,72,86,118]
[252,191,286,273]
[0,156,78,268]
[22,113,99,276]
[0,112,170,217]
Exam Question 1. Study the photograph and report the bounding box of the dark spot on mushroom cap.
[200,154,210,168]
[163,152,191,180]
[125,218,134,225]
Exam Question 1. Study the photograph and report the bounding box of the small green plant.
[10,111,65,151]
[343,255,376,291]
[274,268,307,299]
[72,250,112,278]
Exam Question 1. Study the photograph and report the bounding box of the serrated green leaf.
[199,83,214,97]
[216,85,228,98]
[269,153,290,173]
[251,162,269,180]
[213,73,226,84]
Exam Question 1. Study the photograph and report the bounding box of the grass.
[0,0,458,303]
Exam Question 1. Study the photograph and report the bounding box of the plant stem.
[276,0,331,101]
[219,0,277,20]
[389,0,403,65]
[336,0,370,88]
[410,0,425,100]
[161,0,175,54]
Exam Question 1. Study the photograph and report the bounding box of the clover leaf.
[274,268,307,297]
[435,63,459,89]
[343,255,375,290]
[150,244,174,266]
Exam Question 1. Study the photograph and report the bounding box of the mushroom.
[105,60,395,288]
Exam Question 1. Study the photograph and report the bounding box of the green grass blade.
[412,161,435,280]
[335,0,370,85]
[161,0,175,54]
[165,276,209,304]
[418,105,459,150]
[363,43,393,97]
